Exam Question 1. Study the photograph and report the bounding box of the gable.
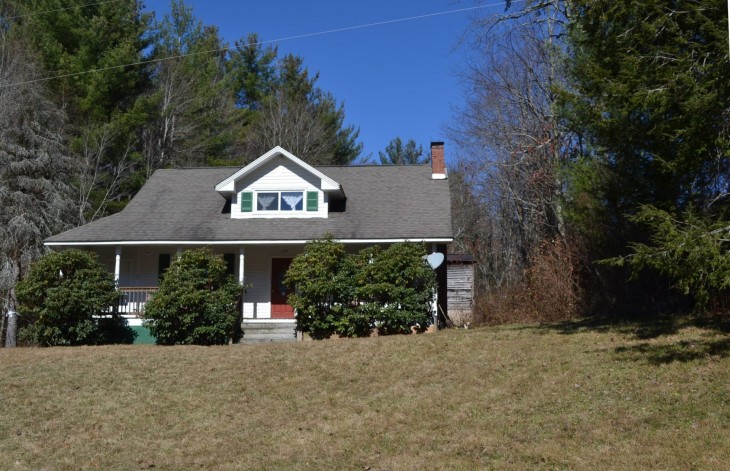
[216,146,342,220]
[215,146,341,193]
[230,156,329,219]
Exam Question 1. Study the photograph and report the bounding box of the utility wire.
[0,0,519,89]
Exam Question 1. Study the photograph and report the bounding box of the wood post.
[5,310,17,348]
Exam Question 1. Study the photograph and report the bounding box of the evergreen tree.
[14,0,151,122]
[562,0,730,310]
[142,0,239,171]
[231,46,362,164]
[378,137,425,165]
[10,0,153,219]
[0,38,77,345]
[563,0,730,237]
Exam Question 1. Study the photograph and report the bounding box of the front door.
[270,258,294,318]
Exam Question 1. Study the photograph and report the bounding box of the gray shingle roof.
[46,165,453,244]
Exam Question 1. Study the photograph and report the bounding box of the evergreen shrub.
[143,248,243,345]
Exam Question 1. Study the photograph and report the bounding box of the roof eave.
[45,237,454,247]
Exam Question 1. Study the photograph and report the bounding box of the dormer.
[215,146,344,219]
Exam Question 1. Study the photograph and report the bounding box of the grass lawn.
[1,317,729,470]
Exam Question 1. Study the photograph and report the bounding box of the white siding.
[241,245,303,319]
[231,156,328,219]
[90,246,176,287]
[86,243,384,321]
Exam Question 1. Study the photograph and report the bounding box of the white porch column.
[114,245,122,286]
[431,243,438,327]
[238,246,245,284]
[176,246,183,257]
[239,246,246,318]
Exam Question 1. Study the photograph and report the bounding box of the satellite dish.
[425,252,445,270]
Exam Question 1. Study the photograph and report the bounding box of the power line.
[0,0,518,89]
[4,0,120,21]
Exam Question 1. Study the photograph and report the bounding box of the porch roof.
[46,165,453,245]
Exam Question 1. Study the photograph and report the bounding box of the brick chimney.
[430,141,447,180]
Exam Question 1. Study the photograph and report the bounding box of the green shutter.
[240,192,253,212]
[306,191,318,211]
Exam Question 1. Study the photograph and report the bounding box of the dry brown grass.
[1,320,729,470]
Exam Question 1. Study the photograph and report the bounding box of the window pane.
[280,191,304,211]
[257,192,278,211]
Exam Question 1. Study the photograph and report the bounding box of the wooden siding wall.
[232,156,328,219]
[447,263,474,324]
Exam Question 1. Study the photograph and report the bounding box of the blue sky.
[141,1,506,164]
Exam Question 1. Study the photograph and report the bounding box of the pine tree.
[231,46,362,164]
[142,0,239,172]
[378,137,425,165]
[0,38,77,345]
[563,0,730,229]
[10,0,152,219]
[562,0,730,310]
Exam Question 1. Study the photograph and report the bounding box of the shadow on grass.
[538,312,730,339]
[613,337,730,364]
[528,312,730,364]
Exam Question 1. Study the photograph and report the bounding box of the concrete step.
[243,322,296,328]
[241,337,297,344]
[243,327,296,335]
[241,322,297,344]
[243,332,296,340]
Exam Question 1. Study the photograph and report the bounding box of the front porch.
[115,286,297,344]
[75,241,446,344]
[98,244,311,344]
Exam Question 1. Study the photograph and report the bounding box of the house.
[45,144,453,343]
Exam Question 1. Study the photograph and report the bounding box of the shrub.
[143,248,243,345]
[285,238,436,338]
[16,249,132,346]
[284,237,365,338]
[476,238,582,325]
[355,244,435,334]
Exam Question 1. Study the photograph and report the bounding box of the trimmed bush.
[143,248,243,345]
[284,238,365,338]
[285,238,436,338]
[355,243,435,334]
[16,249,132,346]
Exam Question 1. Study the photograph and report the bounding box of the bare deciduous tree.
[450,2,581,322]
[245,91,341,165]
[76,123,136,224]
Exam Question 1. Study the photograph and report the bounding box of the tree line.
[450,0,730,321]
[0,0,370,339]
[0,0,433,343]
[5,0,725,340]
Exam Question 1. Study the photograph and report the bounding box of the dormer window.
[219,147,336,219]
[240,190,319,214]
[256,191,304,212]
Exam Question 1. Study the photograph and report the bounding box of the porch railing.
[118,287,158,316]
